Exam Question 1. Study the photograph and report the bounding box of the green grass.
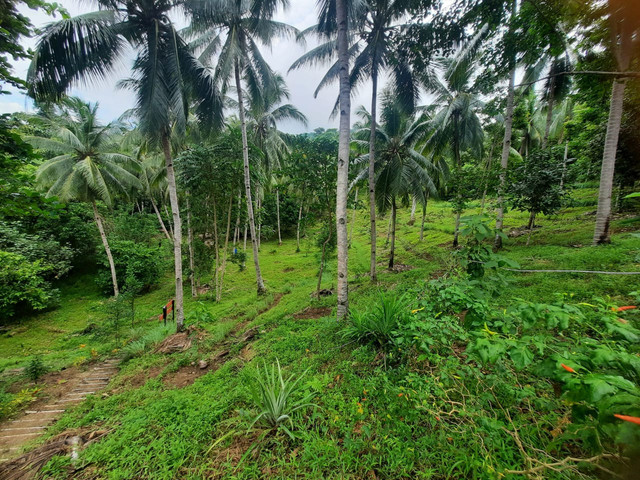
[2,190,639,479]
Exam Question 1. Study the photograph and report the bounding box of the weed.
[25,356,47,382]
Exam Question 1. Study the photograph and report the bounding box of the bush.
[25,356,48,382]
[343,292,409,351]
[96,240,166,295]
[0,250,59,317]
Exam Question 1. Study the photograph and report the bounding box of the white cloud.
[0,101,26,115]
[14,0,375,132]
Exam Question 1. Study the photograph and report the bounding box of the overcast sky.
[1,0,379,133]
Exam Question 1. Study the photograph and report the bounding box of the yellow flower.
[79,344,86,349]
[411,307,425,314]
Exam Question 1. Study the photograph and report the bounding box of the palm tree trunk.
[420,193,429,241]
[335,0,351,320]
[212,196,220,300]
[235,60,266,294]
[256,197,262,251]
[560,141,569,189]
[161,135,184,330]
[542,76,555,149]
[494,51,517,251]
[296,200,303,253]
[186,195,196,298]
[92,200,119,297]
[453,115,462,248]
[349,187,358,246]
[316,215,333,297]
[218,196,233,302]
[369,69,378,282]
[164,204,174,239]
[594,78,626,244]
[409,197,417,225]
[481,142,494,212]
[388,197,397,270]
[151,198,172,241]
[233,190,242,248]
[276,187,282,246]
[385,215,392,247]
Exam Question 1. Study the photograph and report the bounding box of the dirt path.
[0,359,119,463]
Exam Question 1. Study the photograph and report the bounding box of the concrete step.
[0,431,41,440]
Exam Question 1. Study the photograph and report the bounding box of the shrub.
[0,250,59,317]
[246,359,316,439]
[96,240,166,295]
[25,356,48,382]
[343,292,409,351]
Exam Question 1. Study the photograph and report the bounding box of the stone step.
[70,390,96,395]
[0,431,41,440]
[9,416,56,427]
[25,408,65,414]
[0,426,46,434]
[55,398,84,404]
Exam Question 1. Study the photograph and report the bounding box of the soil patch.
[125,363,166,389]
[282,267,295,273]
[293,307,332,320]
[389,264,414,273]
[162,364,213,389]
[0,428,108,480]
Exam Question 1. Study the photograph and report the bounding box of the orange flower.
[614,306,637,312]
[561,363,576,374]
[614,414,640,425]
[398,393,404,397]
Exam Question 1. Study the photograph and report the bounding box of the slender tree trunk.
[276,188,282,246]
[420,193,429,241]
[186,196,196,298]
[494,46,517,251]
[218,196,233,302]
[388,197,397,270]
[152,198,172,241]
[296,200,303,253]
[542,76,555,149]
[349,187,358,247]
[164,204,174,240]
[594,78,626,245]
[335,0,351,320]
[243,221,247,270]
[481,142,495,212]
[526,211,536,246]
[385,214,392,247]
[453,115,462,247]
[161,135,184,330]
[235,61,266,294]
[92,201,119,297]
[256,197,262,251]
[233,190,242,248]
[409,197,417,225]
[369,69,378,282]
[212,196,220,300]
[316,215,333,297]
[560,141,569,189]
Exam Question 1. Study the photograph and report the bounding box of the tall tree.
[26,99,141,297]
[28,0,225,331]
[593,0,640,244]
[352,93,436,268]
[291,0,420,282]
[187,0,298,295]
[424,40,484,247]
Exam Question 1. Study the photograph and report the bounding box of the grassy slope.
[1,189,639,479]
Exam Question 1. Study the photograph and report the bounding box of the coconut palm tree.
[26,98,141,297]
[423,45,484,247]
[352,93,436,269]
[593,0,640,244]
[186,0,298,295]
[27,0,225,331]
[291,0,416,283]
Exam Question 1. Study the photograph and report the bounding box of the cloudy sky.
[2,0,378,133]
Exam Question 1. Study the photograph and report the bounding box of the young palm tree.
[352,93,437,269]
[186,0,298,295]
[27,0,225,330]
[291,0,416,282]
[26,99,141,297]
[423,45,484,247]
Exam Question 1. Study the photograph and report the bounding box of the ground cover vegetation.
[0,0,639,478]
